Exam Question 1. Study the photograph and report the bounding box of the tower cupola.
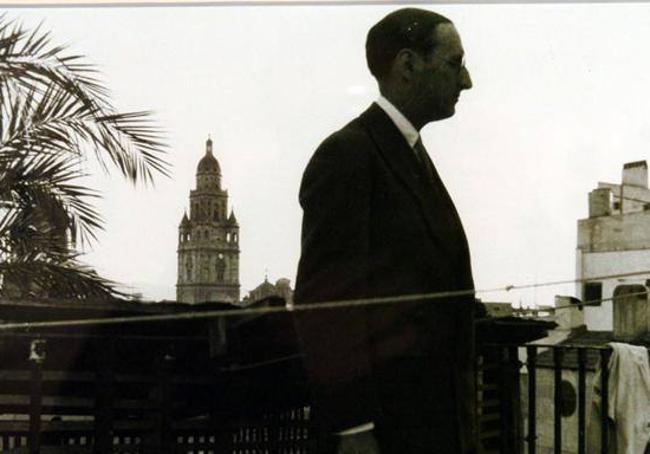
[196,136,221,190]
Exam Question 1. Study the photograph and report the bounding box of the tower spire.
[206,135,213,155]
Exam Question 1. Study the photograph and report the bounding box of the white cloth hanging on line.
[588,342,650,454]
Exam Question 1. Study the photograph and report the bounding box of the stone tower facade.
[176,137,240,304]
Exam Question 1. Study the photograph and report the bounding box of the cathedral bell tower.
[176,137,240,304]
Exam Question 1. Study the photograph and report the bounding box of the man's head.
[366,8,473,128]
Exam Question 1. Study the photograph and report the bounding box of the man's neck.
[376,95,420,149]
[379,90,426,131]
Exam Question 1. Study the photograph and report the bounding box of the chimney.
[613,284,649,341]
[554,295,584,330]
[622,160,648,188]
[589,188,612,218]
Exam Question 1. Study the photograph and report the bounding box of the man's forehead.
[432,23,463,56]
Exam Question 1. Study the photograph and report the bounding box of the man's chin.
[431,105,456,122]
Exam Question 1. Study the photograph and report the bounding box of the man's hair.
[366,8,452,80]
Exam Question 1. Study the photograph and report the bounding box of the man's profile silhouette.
[295,8,478,454]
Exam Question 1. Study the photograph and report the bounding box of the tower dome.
[197,137,221,175]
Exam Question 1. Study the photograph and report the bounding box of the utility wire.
[544,289,648,313]
[0,269,649,331]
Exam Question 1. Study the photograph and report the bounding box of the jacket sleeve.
[293,131,380,431]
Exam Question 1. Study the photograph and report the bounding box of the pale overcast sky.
[7,3,650,306]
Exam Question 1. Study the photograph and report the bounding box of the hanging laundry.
[588,343,650,453]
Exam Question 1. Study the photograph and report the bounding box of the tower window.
[216,257,226,281]
[186,257,193,281]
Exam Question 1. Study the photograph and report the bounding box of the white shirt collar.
[375,95,420,148]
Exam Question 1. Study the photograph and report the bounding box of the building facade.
[176,138,240,304]
[243,277,294,307]
[577,160,650,330]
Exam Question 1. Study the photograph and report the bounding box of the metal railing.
[482,343,612,454]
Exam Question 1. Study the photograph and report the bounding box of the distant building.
[482,301,515,318]
[576,160,650,330]
[244,277,294,307]
[176,137,240,304]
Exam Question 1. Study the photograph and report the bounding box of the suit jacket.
[294,103,477,451]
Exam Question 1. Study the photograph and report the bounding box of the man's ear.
[393,48,419,81]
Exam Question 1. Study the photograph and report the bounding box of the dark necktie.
[413,137,436,184]
[413,137,467,249]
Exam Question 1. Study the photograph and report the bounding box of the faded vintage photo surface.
[0,2,650,453]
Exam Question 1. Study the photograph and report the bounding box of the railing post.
[498,346,521,453]
[600,348,611,454]
[94,338,115,454]
[510,345,524,454]
[154,350,174,454]
[268,411,280,454]
[553,348,564,454]
[209,379,234,454]
[577,348,587,454]
[28,339,46,454]
[526,345,537,454]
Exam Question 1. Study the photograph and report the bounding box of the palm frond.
[0,16,170,184]
[1,158,103,248]
[0,16,172,300]
[0,257,125,300]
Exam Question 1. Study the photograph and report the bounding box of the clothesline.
[0,269,648,331]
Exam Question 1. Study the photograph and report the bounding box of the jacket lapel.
[358,103,459,261]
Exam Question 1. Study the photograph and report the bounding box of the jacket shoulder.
[316,118,374,158]
[299,119,374,205]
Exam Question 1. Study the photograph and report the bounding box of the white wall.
[576,248,650,330]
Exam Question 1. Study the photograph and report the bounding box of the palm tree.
[0,17,170,300]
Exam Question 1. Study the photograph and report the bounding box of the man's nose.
[460,66,472,90]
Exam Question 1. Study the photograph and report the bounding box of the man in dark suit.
[294,8,477,454]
